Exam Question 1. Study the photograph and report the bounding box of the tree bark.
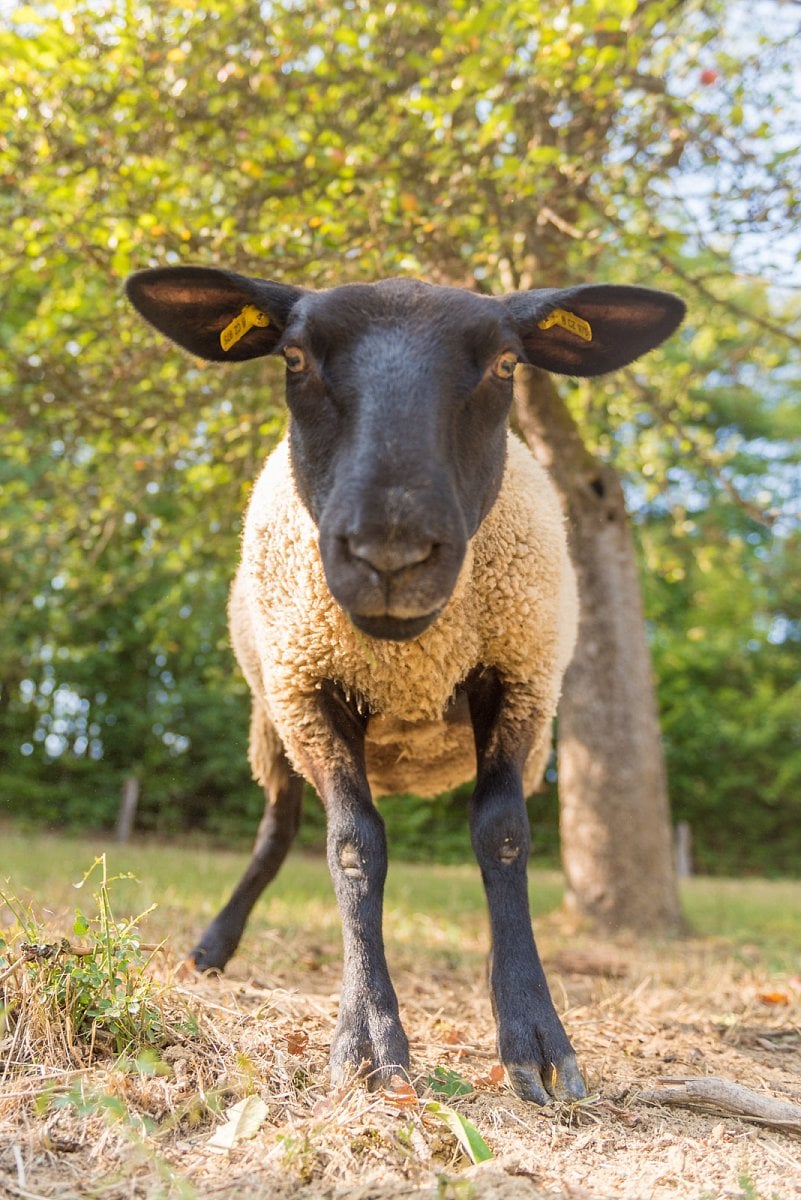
[514,367,684,935]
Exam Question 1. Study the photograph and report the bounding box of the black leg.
[466,668,586,1104]
[312,683,409,1088]
[191,757,303,972]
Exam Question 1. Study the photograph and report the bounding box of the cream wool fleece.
[230,430,578,799]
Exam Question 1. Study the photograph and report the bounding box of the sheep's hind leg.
[466,668,586,1105]
[313,682,410,1089]
[191,753,303,972]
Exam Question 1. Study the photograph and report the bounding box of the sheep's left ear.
[125,266,308,362]
[502,284,685,377]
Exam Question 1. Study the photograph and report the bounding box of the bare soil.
[2,909,800,1200]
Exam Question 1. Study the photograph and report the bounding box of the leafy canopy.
[1,0,798,864]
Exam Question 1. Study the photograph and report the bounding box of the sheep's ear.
[502,284,685,377]
[125,266,308,362]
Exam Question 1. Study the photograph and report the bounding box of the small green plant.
[424,1099,492,1165]
[422,1067,491,1164]
[1,855,169,1061]
[426,1066,474,1098]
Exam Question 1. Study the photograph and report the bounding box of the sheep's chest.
[364,690,475,799]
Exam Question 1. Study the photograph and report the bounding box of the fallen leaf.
[207,1095,268,1152]
[476,1064,505,1087]
[381,1075,418,1108]
[286,1029,309,1054]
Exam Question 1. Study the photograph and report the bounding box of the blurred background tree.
[1,0,798,914]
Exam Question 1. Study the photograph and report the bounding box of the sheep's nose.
[346,536,435,575]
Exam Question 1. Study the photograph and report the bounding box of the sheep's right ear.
[125,266,308,362]
[502,284,686,377]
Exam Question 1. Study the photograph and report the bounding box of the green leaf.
[72,912,90,936]
[424,1100,492,1164]
[426,1066,474,1097]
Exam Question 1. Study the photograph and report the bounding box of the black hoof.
[506,1052,587,1105]
[329,1010,410,1091]
[190,921,241,973]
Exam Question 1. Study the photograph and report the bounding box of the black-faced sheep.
[126,267,684,1103]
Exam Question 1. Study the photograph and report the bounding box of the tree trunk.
[514,367,684,935]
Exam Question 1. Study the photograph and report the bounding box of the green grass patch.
[2,823,800,973]
[680,875,801,971]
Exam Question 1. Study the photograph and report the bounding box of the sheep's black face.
[281,282,520,640]
[125,265,685,641]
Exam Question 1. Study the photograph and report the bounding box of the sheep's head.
[126,268,684,641]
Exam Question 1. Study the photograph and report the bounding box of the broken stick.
[639,1076,801,1136]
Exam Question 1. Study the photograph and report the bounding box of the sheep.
[125,267,685,1104]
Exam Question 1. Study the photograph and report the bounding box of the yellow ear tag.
[537,308,593,342]
[220,305,270,352]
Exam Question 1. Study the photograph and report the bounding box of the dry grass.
[2,840,800,1200]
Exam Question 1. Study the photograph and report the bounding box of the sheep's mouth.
[349,609,442,642]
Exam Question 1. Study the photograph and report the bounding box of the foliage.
[0,0,798,867]
[644,517,801,874]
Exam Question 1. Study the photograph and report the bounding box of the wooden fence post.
[115,776,140,844]
[675,820,693,878]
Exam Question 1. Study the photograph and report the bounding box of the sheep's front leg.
[311,682,409,1088]
[466,668,586,1105]
[191,764,302,972]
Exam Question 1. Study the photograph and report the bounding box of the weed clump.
[1,855,180,1067]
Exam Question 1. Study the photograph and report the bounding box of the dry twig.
[639,1076,801,1136]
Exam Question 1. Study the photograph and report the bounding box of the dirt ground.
[2,911,800,1200]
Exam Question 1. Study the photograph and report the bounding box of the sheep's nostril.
[346,537,436,575]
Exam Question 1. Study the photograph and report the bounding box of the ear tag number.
[220,305,270,352]
[537,308,593,342]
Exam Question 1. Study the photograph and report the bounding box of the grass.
[2,823,800,972]
[3,824,800,961]
[679,876,801,970]
[0,825,566,974]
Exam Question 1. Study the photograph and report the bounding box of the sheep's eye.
[283,346,307,373]
[493,350,519,380]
